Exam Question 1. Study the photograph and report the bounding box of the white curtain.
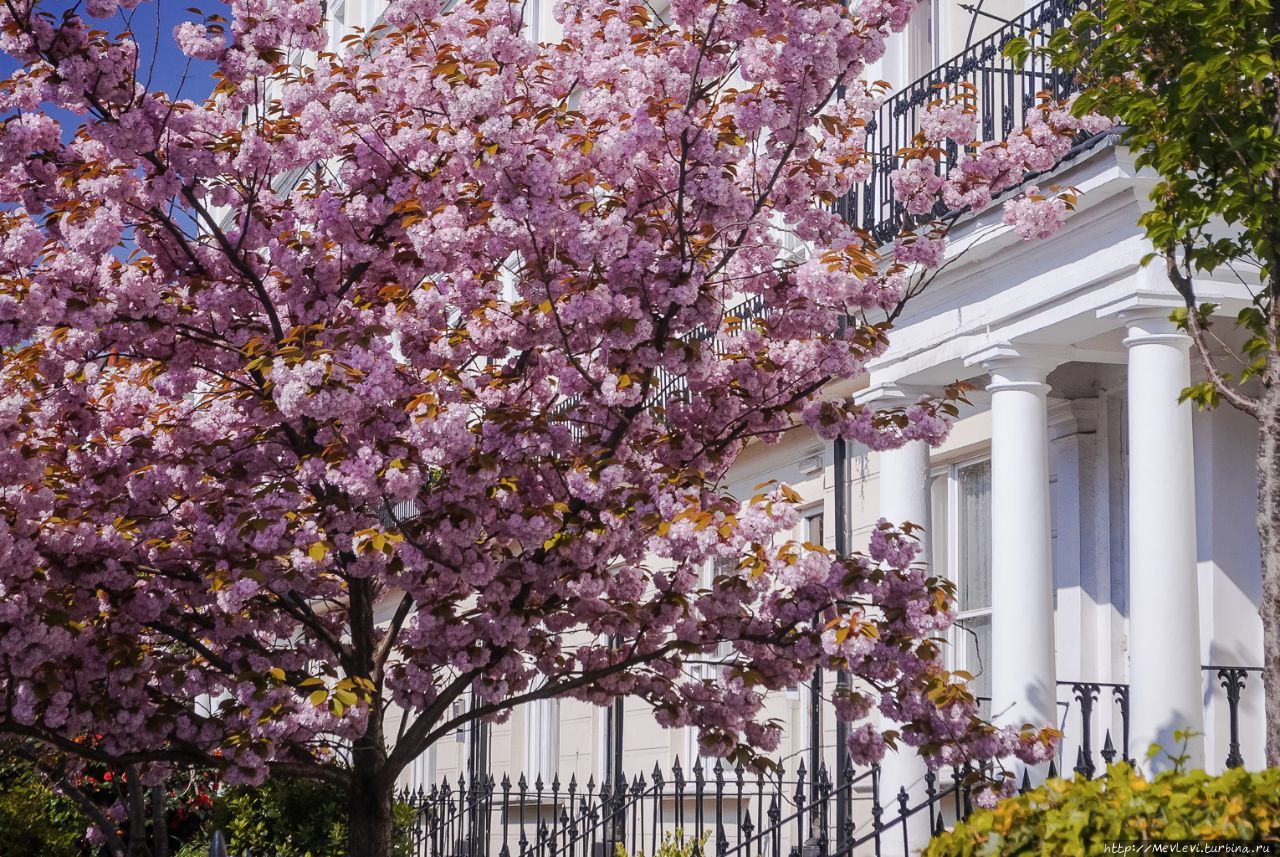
[526,696,560,780]
[957,460,992,613]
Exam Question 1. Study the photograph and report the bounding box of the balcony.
[841,0,1106,245]
[622,0,1106,417]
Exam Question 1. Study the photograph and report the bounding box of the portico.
[843,127,1272,775]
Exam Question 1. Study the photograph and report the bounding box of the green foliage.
[926,764,1280,857]
[1028,0,1280,407]
[615,830,710,857]
[183,779,417,857]
[209,779,349,856]
[1043,0,1280,280]
[0,752,84,857]
[0,750,420,857]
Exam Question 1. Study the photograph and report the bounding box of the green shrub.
[181,779,417,857]
[615,831,710,857]
[0,753,84,857]
[926,764,1280,857]
[211,779,348,856]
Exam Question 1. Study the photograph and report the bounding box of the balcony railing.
[551,0,1103,425]
[839,0,1103,244]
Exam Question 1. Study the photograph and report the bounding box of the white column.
[1123,310,1204,771]
[979,348,1059,778]
[855,382,936,849]
[876,435,933,846]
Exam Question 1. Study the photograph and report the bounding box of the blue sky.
[125,1,231,103]
[0,1,231,104]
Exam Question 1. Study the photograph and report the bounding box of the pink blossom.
[1002,185,1070,240]
[174,22,227,60]
[0,0,1077,819]
[920,101,976,144]
[890,157,945,216]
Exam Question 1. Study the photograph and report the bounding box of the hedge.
[926,764,1280,857]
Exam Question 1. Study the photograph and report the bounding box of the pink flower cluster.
[920,100,977,144]
[1003,185,1070,240]
[890,157,945,216]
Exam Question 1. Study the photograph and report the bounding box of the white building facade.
[321,0,1269,851]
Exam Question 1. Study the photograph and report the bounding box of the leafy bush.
[0,752,84,857]
[927,764,1280,857]
[0,745,419,857]
[615,831,710,857]
[180,779,418,857]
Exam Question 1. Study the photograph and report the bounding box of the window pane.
[712,555,736,579]
[804,510,824,548]
[328,0,347,47]
[929,474,948,580]
[957,460,991,612]
[527,697,560,779]
[958,614,992,717]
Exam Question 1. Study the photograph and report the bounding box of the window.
[905,0,936,82]
[684,664,710,764]
[326,0,348,50]
[801,507,824,550]
[778,224,809,263]
[451,695,469,743]
[699,557,738,661]
[683,555,738,760]
[521,0,541,43]
[410,744,437,791]
[930,459,992,715]
[525,696,560,781]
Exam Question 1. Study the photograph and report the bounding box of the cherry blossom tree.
[0,0,1094,853]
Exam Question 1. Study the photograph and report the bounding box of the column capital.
[853,381,935,408]
[964,343,1062,394]
[1097,295,1191,348]
[1120,311,1192,350]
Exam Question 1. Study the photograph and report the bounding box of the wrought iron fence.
[400,667,1263,857]
[397,756,985,857]
[1204,665,1265,770]
[1056,680,1131,780]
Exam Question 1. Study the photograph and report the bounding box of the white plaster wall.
[1194,404,1267,771]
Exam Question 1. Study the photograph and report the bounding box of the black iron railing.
[1057,680,1131,780]
[1204,665,1265,770]
[838,0,1104,244]
[398,756,984,857]
[402,667,1262,856]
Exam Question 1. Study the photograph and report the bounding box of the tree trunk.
[151,785,168,857]
[345,574,397,857]
[347,739,396,857]
[1258,408,1280,767]
[127,766,149,857]
[347,775,396,857]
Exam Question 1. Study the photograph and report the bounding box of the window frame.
[930,454,993,711]
[799,503,825,551]
[525,694,561,782]
[326,0,348,51]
